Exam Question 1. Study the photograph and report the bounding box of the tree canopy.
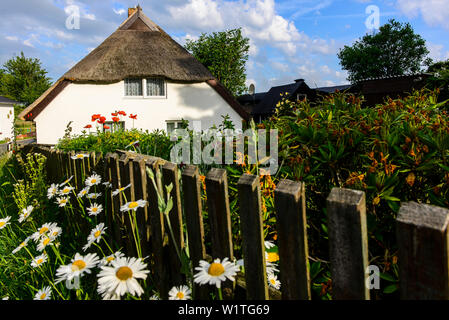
[425,59,449,102]
[338,19,430,83]
[185,28,250,97]
[0,52,52,107]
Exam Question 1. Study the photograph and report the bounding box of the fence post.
[106,153,124,250]
[162,162,185,287]
[205,168,234,299]
[118,154,136,257]
[396,201,449,299]
[237,174,269,300]
[146,158,170,300]
[182,165,209,300]
[274,179,311,300]
[326,187,369,300]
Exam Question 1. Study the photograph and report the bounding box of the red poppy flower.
[97,116,106,124]
[84,124,92,129]
[118,111,127,116]
[111,112,118,117]
[129,114,137,120]
[103,125,110,130]
[112,117,120,123]
[92,114,101,122]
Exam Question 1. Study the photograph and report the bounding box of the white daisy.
[267,273,281,290]
[149,294,160,300]
[0,217,11,230]
[193,257,240,289]
[2,297,9,300]
[47,184,59,199]
[31,253,48,268]
[31,223,57,242]
[168,285,191,300]
[103,181,112,189]
[87,203,103,216]
[77,187,90,198]
[12,237,31,254]
[100,251,125,267]
[59,185,74,196]
[71,154,89,160]
[48,224,62,238]
[264,240,275,249]
[56,197,69,207]
[86,193,102,200]
[55,253,99,283]
[18,205,34,223]
[97,256,149,298]
[60,176,73,187]
[85,174,101,187]
[37,235,55,252]
[83,223,107,251]
[34,286,52,300]
[112,184,131,197]
[120,200,148,212]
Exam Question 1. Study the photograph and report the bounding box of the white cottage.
[19,6,249,145]
[0,96,16,142]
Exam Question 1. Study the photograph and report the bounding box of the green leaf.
[383,284,398,294]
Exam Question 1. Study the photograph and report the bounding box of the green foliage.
[338,19,430,83]
[185,28,250,96]
[264,89,449,298]
[426,59,449,102]
[0,52,52,108]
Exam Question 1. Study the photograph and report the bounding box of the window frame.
[124,78,167,99]
[165,120,184,134]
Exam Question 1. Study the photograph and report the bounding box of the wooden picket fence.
[20,144,449,300]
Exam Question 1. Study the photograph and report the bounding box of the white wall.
[0,105,14,142]
[35,81,244,145]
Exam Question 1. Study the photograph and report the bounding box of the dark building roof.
[315,84,353,93]
[0,96,20,105]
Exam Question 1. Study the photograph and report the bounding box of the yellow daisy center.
[270,278,276,285]
[60,199,67,204]
[119,187,125,191]
[128,202,139,209]
[267,252,279,263]
[0,222,5,228]
[92,207,98,212]
[106,256,115,262]
[37,259,44,265]
[20,242,26,247]
[94,230,102,238]
[77,154,84,159]
[39,227,49,234]
[43,238,51,246]
[116,266,133,281]
[208,263,225,277]
[63,188,70,193]
[72,260,87,272]
[176,292,185,299]
[40,293,46,300]
[91,179,97,184]
[52,232,58,236]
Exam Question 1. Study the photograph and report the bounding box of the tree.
[0,52,52,108]
[338,19,430,83]
[185,28,250,96]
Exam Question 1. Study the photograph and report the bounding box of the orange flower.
[129,114,137,120]
[373,196,381,206]
[103,125,110,130]
[118,111,127,116]
[406,172,416,187]
[84,124,92,129]
[112,117,120,123]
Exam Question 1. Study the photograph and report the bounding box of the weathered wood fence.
[20,144,449,300]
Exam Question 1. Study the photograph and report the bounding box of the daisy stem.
[35,264,66,300]
[51,245,65,265]
[217,287,223,300]
[164,212,182,263]
[127,210,142,258]
[93,242,106,257]
[102,236,115,255]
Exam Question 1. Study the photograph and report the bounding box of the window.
[125,78,143,96]
[166,120,184,134]
[146,78,165,97]
[297,93,307,101]
[103,121,125,133]
[124,78,166,98]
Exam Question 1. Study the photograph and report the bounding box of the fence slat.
[182,165,209,300]
[237,173,269,300]
[327,188,369,300]
[162,162,184,287]
[107,153,125,250]
[205,168,234,299]
[131,156,151,258]
[274,179,311,300]
[118,154,137,257]
[396,201,449,299]
[146,158,171,299]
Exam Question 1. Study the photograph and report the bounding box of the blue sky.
[0,0,448,93]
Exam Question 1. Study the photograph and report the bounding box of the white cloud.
[23,39,34,47]
[113,8,126,16]
[396,0,449,29]
[427,42,449,61]
[5,36,18,41]
[168,0,224,30]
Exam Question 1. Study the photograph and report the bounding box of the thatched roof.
[64,9,213,83]
[19,7,248,121]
